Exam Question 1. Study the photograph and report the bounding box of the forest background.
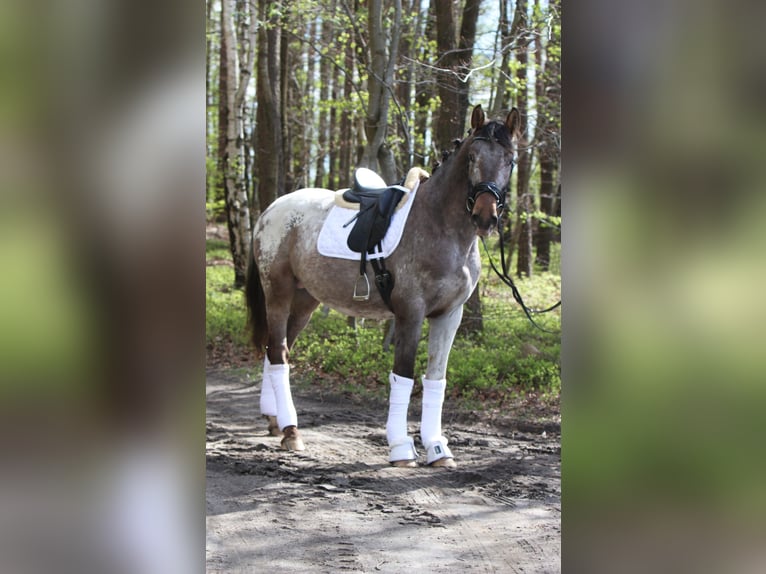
[205,0,562,407]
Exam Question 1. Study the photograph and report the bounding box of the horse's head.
[465,105,521,236]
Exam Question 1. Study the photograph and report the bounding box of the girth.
[342,168,406,311]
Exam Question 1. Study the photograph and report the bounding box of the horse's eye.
[469,153,476,163]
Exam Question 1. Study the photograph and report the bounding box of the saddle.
[342,168,408,310]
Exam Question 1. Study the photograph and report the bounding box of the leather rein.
[463,135,561,333]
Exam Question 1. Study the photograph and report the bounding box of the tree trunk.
[511,0,533,278]
[206,0,217,203]
[534,0,561,269]
[363,0,401,184]
[254,0,283,212]
[490,0,511,116]
[456,0,482,128]
[329,55,341,190]
[461,285,484,334]
[339,32,355,188]
[433,0,459,152]
[280,9,294,194]
[219,0,255,287]
[314,8,332,188]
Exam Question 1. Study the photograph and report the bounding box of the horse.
[246,104,521,467]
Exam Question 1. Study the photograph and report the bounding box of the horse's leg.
[421,305,463,468]
[259,355,281,436]
[262,267,305,451]
[386,315,424,467]
[267,288,319,447]
[286,288,320,349]
[258,287,318,441]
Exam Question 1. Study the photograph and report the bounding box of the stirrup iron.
[352,272,370,301]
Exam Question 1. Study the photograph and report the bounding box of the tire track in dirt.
[206,369,560,573]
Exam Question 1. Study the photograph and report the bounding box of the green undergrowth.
[206,237,561,407]
[206,239,249,352]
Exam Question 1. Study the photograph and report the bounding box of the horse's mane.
[432,120,514,173]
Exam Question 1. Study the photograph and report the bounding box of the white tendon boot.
[269,363,298,431]
[386,372,417,465]
[421,377,454,466]
[269,362,304,450]
[260,356,277,415]
[260,356,280,436]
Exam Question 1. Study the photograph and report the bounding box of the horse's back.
[258,188,335,220]
[253,188,334,270]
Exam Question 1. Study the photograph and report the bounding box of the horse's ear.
[470,105,485,131]
[506,107,521,138]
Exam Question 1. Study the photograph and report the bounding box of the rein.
[480,232,561,333]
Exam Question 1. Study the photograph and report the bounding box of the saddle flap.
[346,186,405,253]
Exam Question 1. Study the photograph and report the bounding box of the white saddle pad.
[317,178,420,261]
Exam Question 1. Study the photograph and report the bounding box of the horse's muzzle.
[471,212,499,236]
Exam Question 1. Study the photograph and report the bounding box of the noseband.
[464,134,513,215]
[465,181,507,214]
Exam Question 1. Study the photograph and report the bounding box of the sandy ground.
[206,369,560,573]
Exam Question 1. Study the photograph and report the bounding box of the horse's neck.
[419,149,475,240]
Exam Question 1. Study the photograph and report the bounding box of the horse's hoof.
[429,457,456,469]
[280,426,305,451]
[264,415,281,436]
[390,459,418,468]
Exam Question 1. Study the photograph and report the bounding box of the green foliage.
[206,199,226,221]
[295,312,395,397]
[206,240,249,349]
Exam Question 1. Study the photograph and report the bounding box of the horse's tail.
[245,255,269,357]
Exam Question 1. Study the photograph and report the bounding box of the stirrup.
[352,272,370,301]
[389,436,418,463]
[425,437,453,465]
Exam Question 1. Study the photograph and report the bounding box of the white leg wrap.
[425,437,453,465]
[269,363,298,430]
[386,373,417,461]
[259,356,278,416]
[389,437,418,463]
[421,377,452,463]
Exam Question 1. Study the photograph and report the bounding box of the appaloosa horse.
[246,105,520,467]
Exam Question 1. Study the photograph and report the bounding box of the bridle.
[464,135,513,215]
[466,181,508,214]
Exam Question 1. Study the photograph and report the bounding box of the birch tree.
[218,0,256,287]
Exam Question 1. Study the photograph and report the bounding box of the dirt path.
[206,369,560,573]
